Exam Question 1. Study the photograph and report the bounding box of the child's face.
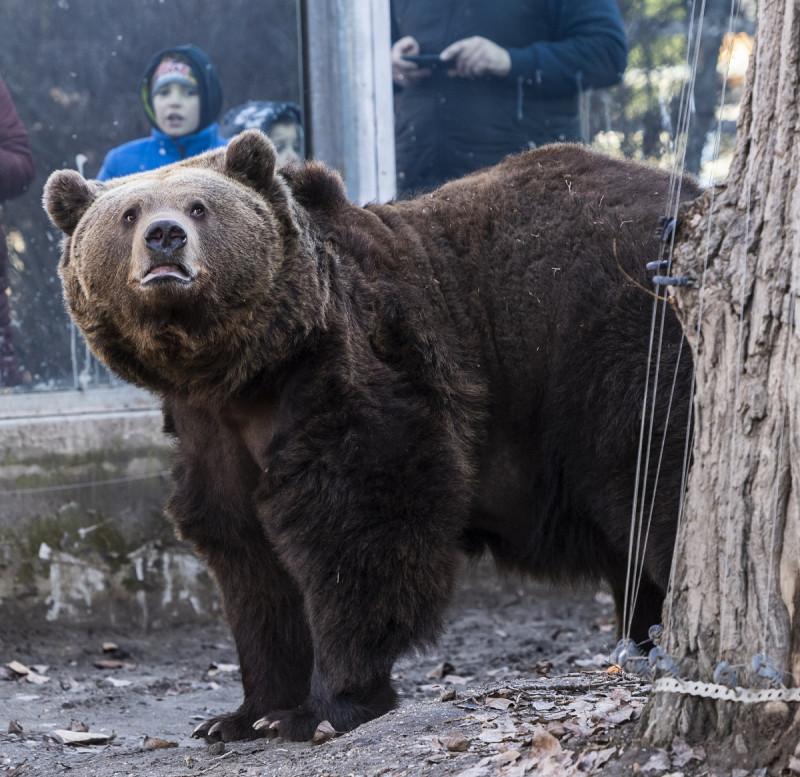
[269,121,302,167]
[152,82,201,138]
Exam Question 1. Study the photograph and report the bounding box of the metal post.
[302,0,396,204]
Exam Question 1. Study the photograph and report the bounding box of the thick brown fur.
[43,131,698,743]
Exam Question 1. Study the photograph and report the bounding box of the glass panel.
[389,0,757,197]
[0,0,303,393]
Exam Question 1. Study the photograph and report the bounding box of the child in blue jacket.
[96,44,226,180]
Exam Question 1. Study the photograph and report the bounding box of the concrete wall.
[0,387,219,629]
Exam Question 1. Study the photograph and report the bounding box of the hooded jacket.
[97,44,226,180]
[0,76,35,385]
[218,100,303,140]
[392,0,628,195]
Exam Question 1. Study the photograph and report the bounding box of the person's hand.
[392,36,432,87]
[440,36,511,79]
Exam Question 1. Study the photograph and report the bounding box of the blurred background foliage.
[0,0,754,392]
[593,0,755,177]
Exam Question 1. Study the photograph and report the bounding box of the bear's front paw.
[193,708,272,743]
[253,707,324,742]
[253,685,396,742]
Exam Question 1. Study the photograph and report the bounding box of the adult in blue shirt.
[391,0,628,196]
[96,44,226,180]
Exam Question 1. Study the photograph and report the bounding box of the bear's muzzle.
[141,219,194,285]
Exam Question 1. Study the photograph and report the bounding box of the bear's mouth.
[141,262,193,286]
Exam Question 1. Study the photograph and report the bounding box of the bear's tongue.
[141,264,191,285]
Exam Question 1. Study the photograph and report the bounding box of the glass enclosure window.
[0,0,302,393]
[0,0,756,395]
[389,0,756,196]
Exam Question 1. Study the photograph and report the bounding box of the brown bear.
[43,130,697,743]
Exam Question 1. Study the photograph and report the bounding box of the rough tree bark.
[638,0,800,770]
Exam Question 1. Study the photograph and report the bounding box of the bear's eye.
[189,203,206,219]
[122,208,138,224]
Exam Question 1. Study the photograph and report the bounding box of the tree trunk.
[638,0,800,770]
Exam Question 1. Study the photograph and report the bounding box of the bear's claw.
[192,709,270,743]
[251,716,276,731]
[252,708,322,741]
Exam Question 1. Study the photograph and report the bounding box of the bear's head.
[44,130,330,405]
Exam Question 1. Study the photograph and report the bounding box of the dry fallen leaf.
[143,735,178,750]
[580,746,616,771]
[102,677,133,688]
[426,661,455,680]
[24,671,50,685]
[529,725,563,761]
[444,675,472,685]
[207,662,239,676]
[671,736,706,767]
[6,661,50,685]
[538,757,569,777]
[533,660,552,677]
[604,703,638,724]
[454,763,490,777]
[504,754,569,777]
[595,747,616,767]
[445,730,470,752]
[492,749,521,766]
[478,719,519,744]
[499,763,528,777]
[641,750,671,772]
[545,720,566,738]
[485,696,514,711]
[426,753,448,765]
[51,729,113,746]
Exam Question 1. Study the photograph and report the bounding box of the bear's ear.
[43,170,102,236]
[224,129,276,192]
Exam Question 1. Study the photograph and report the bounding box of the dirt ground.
[0,562,734,777]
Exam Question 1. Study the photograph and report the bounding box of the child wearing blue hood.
[96,44,227,180]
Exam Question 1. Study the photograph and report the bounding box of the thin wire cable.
[664,422,695,642]
[655,0,749,653]
[623,0,704,642]
[623,292,661,641]
[627,292,672,634]
[3,470,171,497]
[664,0,703,210]
[633,332,689,625]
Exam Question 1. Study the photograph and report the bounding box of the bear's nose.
[144,220,187,255]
